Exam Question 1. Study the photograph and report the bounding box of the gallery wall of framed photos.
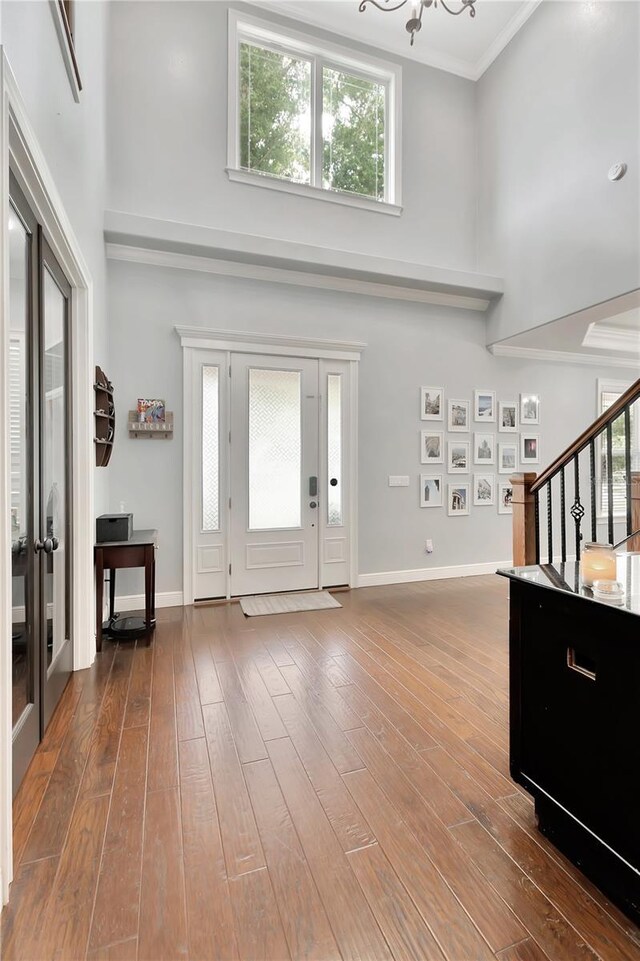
[419,387,541,518]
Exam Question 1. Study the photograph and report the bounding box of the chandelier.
[359,0,476,47]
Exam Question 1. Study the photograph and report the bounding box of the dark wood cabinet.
[502,564,640,926]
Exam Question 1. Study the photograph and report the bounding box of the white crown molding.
[175,325,365,361]
[473,1,543,79]
[489,343,640,371]
[107,242,492,311]
[583,322,640,355]
[253,0,542,82]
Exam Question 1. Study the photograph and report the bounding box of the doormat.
[239,591,342,617]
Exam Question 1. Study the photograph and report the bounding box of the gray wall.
[107,257,629,596]
[106,1,478,271]
[1,0,110,508]
[477,0,640,345]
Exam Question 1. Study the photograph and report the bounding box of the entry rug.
[240,590,342,617]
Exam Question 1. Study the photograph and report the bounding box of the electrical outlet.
[426,539,434,553]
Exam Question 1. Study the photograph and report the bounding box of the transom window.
[228,13,401,210]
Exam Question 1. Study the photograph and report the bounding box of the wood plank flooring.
[3,575,640,961]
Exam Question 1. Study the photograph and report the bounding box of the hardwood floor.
[3,575,640,961]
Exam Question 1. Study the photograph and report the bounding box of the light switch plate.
[388,475,410,487]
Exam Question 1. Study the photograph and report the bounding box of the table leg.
[109,567,116,621]
[96,549,104,653]
[145,546,153,646]
[151,554,156,619]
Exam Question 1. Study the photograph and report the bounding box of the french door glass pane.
[9,205,32,727]
[323,66,386,200]
[43,268,68,670]
[202,365,220,531]
[240,42,311,184]
[327,374,343,526]
[249,368,301,530]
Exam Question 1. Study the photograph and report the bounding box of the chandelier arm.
[359,0,409,13]
[438,0,476,15]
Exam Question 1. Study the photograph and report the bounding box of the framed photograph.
[498,442,518,475]
[137,398,165,423]
[448,483,470,516]
[447,399,470,432]
[421,430,444,464]
[473,473,495,506]
[421,387,443,421]
[498,482,514,514]
[521,434,540,464]
[447,441,470,474]
[420,474,443,508]
[474,389,496,423]
[498,401,518,433]
[520,393,540,425]
[474,432,495,466]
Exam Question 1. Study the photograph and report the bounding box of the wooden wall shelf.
[94,366,115,467]
[128,410,174,439]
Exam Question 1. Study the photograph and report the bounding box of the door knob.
[51,536,59,551]
[330,478,338,487]
[35,537,54,554]
[309,501,318,509]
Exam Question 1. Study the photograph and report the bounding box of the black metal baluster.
[571,455,585,562]
[625,406,632,536]
[589,439,597,541]
[606,421,614,546]
[547,480,553,563]
[534,490,540,564]
[560,467,567,562]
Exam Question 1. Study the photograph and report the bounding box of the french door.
[9,173,73,792]
[188,347,352,600]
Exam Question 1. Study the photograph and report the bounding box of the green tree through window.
[238,38,389,202]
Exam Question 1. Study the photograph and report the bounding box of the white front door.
[229,354,319,596]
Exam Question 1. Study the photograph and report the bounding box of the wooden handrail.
[531,377,640,494]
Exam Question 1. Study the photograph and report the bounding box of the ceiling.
[254,0,543,80]
[493,291,640,371]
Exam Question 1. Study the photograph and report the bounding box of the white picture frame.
[447,399,470,433]
[498,442,518,475]
[498,400,518,433]
[474,432,495,466]
[521,433,540,464]
[448,483,470,516]
[421,430,444,464]
[498,482,514,514]
[520,393,540,425]
[421,386,443,421]
[473,473,496,507]
[474,389,496,423]
[447,441,470,474]
[420,474,443,508]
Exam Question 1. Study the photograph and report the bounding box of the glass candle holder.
[580,542,617,587]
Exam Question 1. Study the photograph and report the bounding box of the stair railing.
[511,377,640,567]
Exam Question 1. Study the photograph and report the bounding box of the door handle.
[309,476,318,497]
[330,477,338,487]
[51,536,59,551]
[34,537,54,554]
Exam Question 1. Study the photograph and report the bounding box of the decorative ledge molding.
[104,210,503,312]
[489,343,640,370]
[583,322,640,355]
[175,325,365,361]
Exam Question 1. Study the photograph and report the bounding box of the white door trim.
[0,50,94,904]
[178,328,363,604]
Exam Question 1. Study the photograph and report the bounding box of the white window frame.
[227,10,402,216]
[596,378,639,519]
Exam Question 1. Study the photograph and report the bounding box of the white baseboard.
[356,560,512,588]
[114,591,184,611]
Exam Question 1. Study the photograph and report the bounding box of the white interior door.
[230,354,319,596]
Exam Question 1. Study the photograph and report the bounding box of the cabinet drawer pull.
[567,647,596,681]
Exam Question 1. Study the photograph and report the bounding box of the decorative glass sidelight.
[202,365,220,531]
[249,368,301,530]
[327,373,343,526]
